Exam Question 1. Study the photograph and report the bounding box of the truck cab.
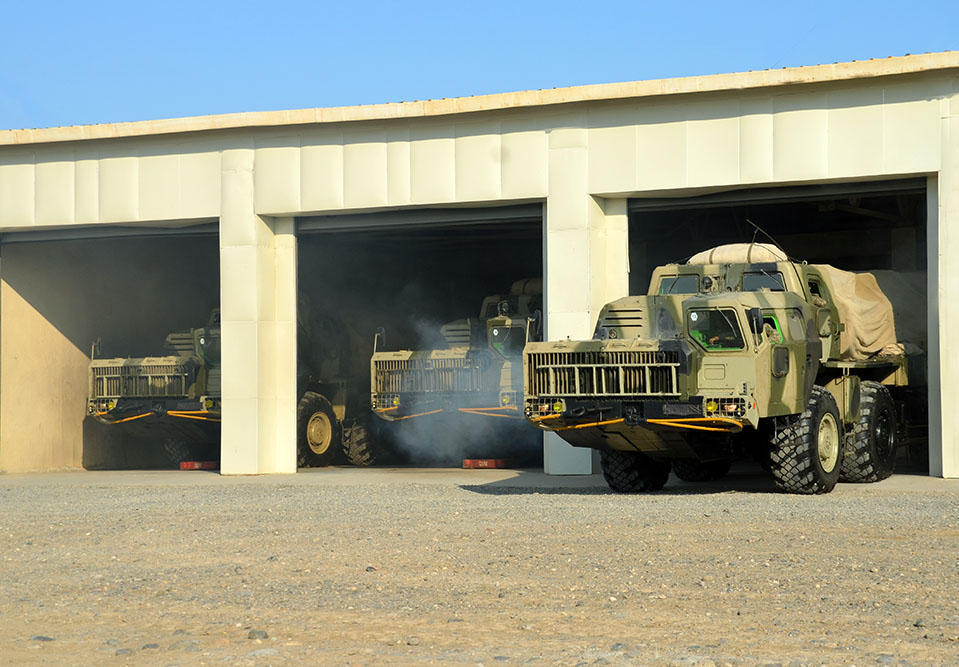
[525,243,914,495]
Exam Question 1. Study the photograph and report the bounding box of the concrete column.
[930,107,959,477]
[543,127,629,474]
[219,147,298,474]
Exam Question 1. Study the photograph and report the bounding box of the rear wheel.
[343,422,382,466]
[672,458,731,482]
[600,449,670,493]
[769,386,843,494]
[297,392,342,467]
[840,381,897,483]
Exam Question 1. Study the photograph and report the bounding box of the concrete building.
[1,52,957,477]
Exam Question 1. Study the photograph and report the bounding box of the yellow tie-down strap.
[457,407,523,420]
[646,417,743,433]
[373,406,522,421]
[168,410,221,423]
[553,416,743,433]
[97,412,153,424]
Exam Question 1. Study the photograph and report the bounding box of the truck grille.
[89,361,196,399]
[526,350,680,397]
[373,358,487,394]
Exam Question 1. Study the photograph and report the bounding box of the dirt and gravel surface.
[1,466,958,665]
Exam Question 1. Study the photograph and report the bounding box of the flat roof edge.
[3,51,958,147]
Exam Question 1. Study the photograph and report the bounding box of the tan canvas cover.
[813,265,897,360]
[687,243,788,265]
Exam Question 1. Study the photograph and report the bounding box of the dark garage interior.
[296,206,544,466]
[627,178,929,467]
[0,228,220,470]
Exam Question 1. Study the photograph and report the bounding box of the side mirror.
[528,310,543,342]
[373,327,386,352]
[816,310,833,336]
[772,346,790,377]
[747,307,763,334]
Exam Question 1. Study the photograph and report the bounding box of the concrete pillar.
[543,126,629,474]
[930,109,959,477]
[219,147,298,474]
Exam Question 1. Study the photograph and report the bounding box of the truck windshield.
[743,271,785,291]
[688,309,745,351]
[659,275,699,294]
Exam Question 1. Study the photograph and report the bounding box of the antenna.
[744,218,793,260]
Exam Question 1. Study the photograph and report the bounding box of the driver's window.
[807,278,828,307]
[762,314,783,343]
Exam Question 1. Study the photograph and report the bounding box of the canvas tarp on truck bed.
[814,265,898,361]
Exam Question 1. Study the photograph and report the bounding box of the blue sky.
[1,0,956,130]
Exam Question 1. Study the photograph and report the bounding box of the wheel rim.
[306,412,332,455]
[876,406,894,458]
[818,412,840,473]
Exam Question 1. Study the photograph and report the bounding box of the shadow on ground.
[459,463,780,496]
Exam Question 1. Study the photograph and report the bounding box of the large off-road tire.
[163,438,191,466]
[840,381,897,483]
[672,458,731,482]
[343,422,382,466]
[600,449,670,493]
[297,392,342,468]
[769,385,843,494]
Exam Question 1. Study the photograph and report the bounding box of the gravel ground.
[1,466,958,665]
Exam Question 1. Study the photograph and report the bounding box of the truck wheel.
[297,392,342,468]
[840,381,897,483]
[600,449,670,493]
[769,385,843,494]
[672,458,731,482]
[343,423,380,466]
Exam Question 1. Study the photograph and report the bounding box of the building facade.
[1,52,957,476]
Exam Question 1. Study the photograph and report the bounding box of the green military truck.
[371,278,542,425]
[88,307,374,467]
[523,244,925,494]
[88,310,223,464]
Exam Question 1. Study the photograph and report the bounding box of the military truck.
[88,310,223,464]
[523,244,925,495]
[371,278,542,429]
[88,306,374,467]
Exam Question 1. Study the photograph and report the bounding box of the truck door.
[805,272,839,362]
[760,311,795,415]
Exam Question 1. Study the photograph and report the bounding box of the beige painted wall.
[0,280,87,470]
[0,59,957,475]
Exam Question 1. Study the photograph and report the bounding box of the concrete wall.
[1,58,958,475]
